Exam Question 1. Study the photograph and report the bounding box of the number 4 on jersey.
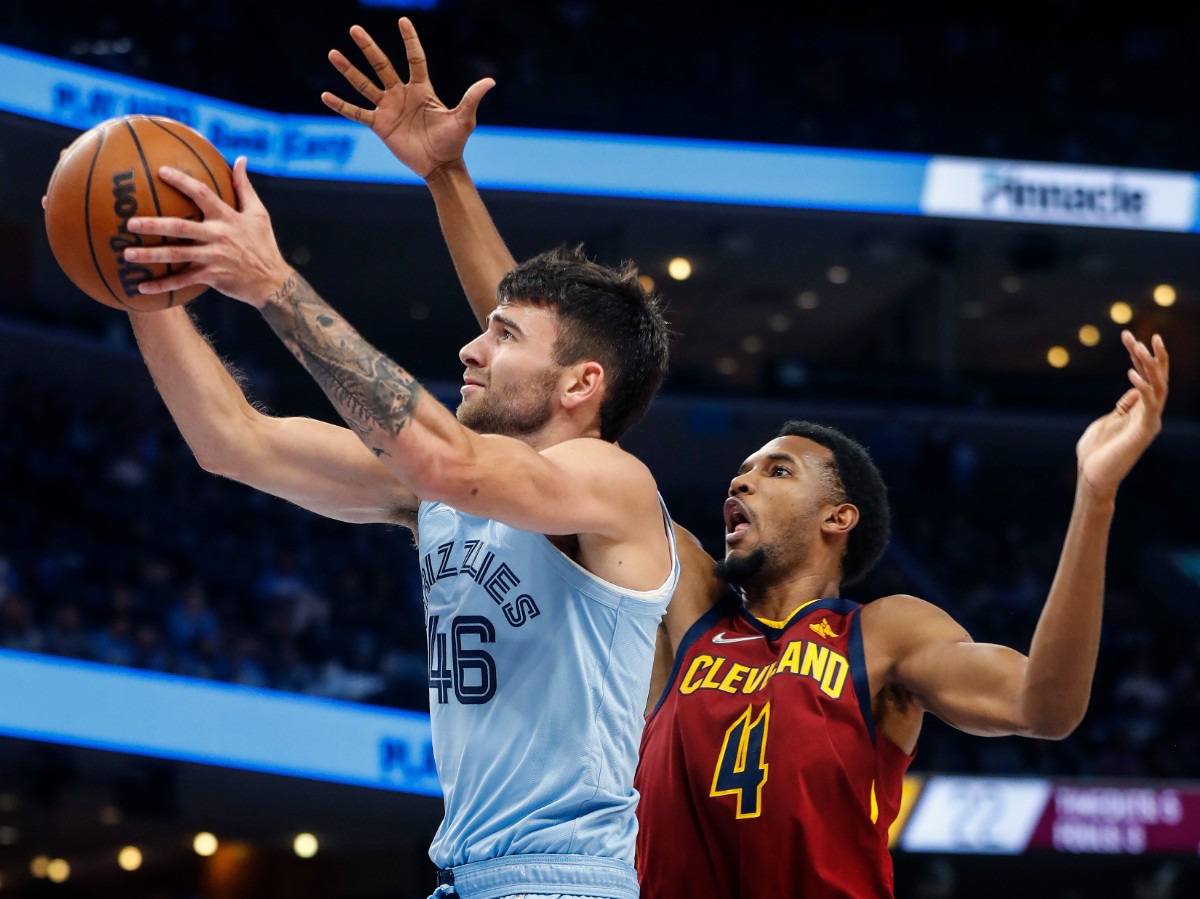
[710,703,771,818]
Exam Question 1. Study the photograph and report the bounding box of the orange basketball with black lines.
[43,114,236,311]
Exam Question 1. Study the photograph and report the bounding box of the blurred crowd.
[1,365,1196,780]
[0,372,430,711]
[3,1,1199,171]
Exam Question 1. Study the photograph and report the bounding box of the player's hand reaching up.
[323,17,494,179]
[1076,329,1169,501]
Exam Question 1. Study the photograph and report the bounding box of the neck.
[740,571,841,624]
[521,412,602,451]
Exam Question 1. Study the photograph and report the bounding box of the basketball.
[43,114,236,312]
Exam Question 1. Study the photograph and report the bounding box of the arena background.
[1,2,1198,896]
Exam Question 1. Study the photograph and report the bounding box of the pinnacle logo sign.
[921,157,1198,232]
[981,170,1144,217]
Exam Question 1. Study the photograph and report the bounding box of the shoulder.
[860,594,972,668]
[672,522,721,592]
[661,522,728,650]
[541,437,660,504]
[861,593,941,622]
[671,520,708,558]
[861,593,971,634]
[542,437,653,476]
[675,525,723,599]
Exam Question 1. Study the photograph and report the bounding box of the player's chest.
[659,628,874,808]
[670,624,859,719]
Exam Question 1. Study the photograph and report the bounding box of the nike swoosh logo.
[712,631,764,644]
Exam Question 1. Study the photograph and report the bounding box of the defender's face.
[456,303,564,437]
[723,436,836,561]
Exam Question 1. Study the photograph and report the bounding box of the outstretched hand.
[322,17,494,179]
[1076,330,1169,500]
[123,157,294,308]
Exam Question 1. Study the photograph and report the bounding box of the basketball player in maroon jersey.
[322,18,1170,897]
[633,329,1166,896]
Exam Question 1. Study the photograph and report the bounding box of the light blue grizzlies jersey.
[417,498,678,879]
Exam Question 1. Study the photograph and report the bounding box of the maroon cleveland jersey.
[635,594,912,898]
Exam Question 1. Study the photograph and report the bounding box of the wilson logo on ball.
[43,114,237,312]
[109,169,152,299]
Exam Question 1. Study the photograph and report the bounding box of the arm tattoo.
[260,273,421,455]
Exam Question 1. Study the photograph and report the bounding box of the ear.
[559,360,605,410]
[821,502,859,537]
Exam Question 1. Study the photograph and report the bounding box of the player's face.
[720,436,836,578]
[456,302,564,437]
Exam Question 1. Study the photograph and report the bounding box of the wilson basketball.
[43,114,236,311]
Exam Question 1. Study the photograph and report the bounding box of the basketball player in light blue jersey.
[118,92,679,899]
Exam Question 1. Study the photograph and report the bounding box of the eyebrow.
[488,312,525,335]
[737,451,799,474]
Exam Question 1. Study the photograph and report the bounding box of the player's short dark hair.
[776,420,891,585]
[498,244,670,442]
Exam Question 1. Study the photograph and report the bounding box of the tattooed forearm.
[260,273,422,453]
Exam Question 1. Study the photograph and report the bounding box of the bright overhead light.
[1078,324,1101,347]
[667,257,692,280]
[826,265,849,284]
[1047,346,1070,368]
[193,832,218,857]
[637,274,655,293]
[1153,284,1177,307]
[118,846,143,872]
[1109,301,1133,324]
[795,291,819,310]
[46,859,70,883]
[293,833,319,859]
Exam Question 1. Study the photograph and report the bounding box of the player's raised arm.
[129,306,418,527]
[323,17,514,326]
[874,330,1169,740]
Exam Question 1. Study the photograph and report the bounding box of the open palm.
[322,17,494,178]
[1076,330,1168,498]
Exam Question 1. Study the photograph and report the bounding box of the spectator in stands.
[43,599,90,659]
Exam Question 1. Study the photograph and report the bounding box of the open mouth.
[724,497,752,541]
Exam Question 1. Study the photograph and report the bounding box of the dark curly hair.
[497,244,670,442]
[776,420,891,586]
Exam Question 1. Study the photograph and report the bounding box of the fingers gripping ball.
[43,114,236,311]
